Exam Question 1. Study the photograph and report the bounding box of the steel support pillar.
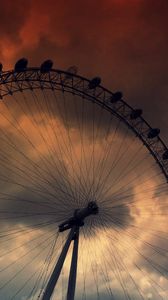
[42,226,76,300]
[67,227,79,300]
[42,202,98,300]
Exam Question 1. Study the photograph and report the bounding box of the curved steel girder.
[0,68,167,181]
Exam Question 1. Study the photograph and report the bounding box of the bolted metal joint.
[59,201,99,232]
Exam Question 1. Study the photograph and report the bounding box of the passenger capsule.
[0,63,3,72]
[147,128,160,139]
[162,150,168,160]
[88,77,101,89]
[14,58,28,72]
[130,109,143,119]
[110,91,123,103]
[40,60,53,73]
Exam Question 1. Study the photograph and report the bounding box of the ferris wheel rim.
[0,66,167,299]
[0,67,168,182]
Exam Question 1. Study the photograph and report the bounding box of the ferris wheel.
[0,58,168,300]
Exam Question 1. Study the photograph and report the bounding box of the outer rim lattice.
[0,67,168,181]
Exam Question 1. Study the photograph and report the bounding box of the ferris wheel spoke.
[109,168,164,203]
[20,89,82,205]
[10,231,60,300]
[30,233,64,300]
[0,157,75,211]
[11,97,79,207]
[103,136,144,187]
[82,226,101,299]
[99,189,162,210]
[0,129,76,206]
[101,195,168,214]
[0,226,57,260]
[0,220,57,245]
[94,122,130,197]
[0,151,51,192]
[95,128,148,197]
[116,243,165,299]
[10,263,47,300]
[93,118,122,200]
[70,94,97,204]
[40,89,83,205]
[76,96,100,203]
[107,232,165,297]
[0,211,68,222]
[96,217,132,299]
[61,91,91,202]
[88,100,96,201]
[103,218,168,278]
[13,236,61,300]
[35,232,60,300]
[0,230,57,274]
[110,226,166,298]
[99,217,147,299]
[73,95,91,205]
[11,91,57,169]
[88,219,116,299]
[92,115,118,186]
[51,90,88,204]
[80,227,89,300]
[0,65,167,299]
[83,100,113,204]
[0,234,63,299]
[0,233,58,293]
[111,243,146,300]
[102,211,168,247]
[0,193,60,211]
[109,152,155,193]
[66,93,98,205]
[108,245,131,299]
[22,92,68,182]
[1,99,57,178]
[96,148,146,201]
[0,175,71,210]
[0,195,71,217]
[105,181,167,204]
[100,160,162,203]
[0,159,65,204]
[0,155,79,209]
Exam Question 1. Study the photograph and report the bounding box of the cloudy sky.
[0,1,168,299]
[0,0,168,141]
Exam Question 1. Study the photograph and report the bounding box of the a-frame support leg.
[42,226,77,300]
[67,226,79,300]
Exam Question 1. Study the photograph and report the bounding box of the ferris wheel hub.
[59,201,99,232]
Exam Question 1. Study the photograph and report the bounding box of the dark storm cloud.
[0,0,30,40]
[0,2,167,299]
[0,104,135,232]
[0,81,137,233]
[0,0,167,142]
[99,187,135,229]
[0,164,135,232]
